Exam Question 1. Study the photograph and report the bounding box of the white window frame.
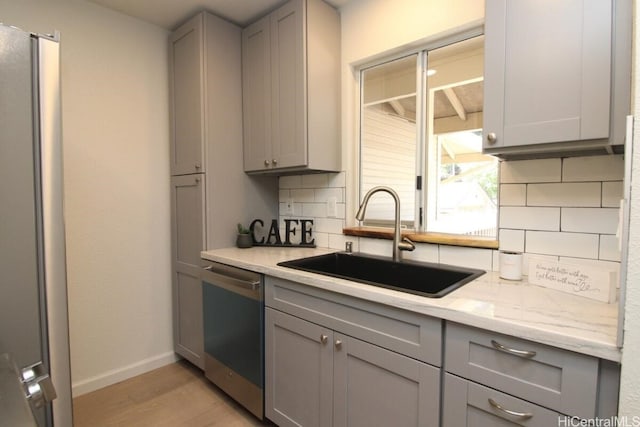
[358,28,495,236]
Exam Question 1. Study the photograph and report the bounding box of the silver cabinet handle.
[320,335,328,344]
[486,132,497,144]
[264,160,270,166]
[195,163,201,169]
[491,340,537,358]
[335,339,342,349]
[488,398,533,420]
[272,159,278,165]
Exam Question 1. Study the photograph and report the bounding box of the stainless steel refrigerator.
[0,24,73,426]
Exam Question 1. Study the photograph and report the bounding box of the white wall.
[618,1,640,417]
[0,0,174,395]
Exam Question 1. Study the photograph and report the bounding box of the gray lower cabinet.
[332,332,440,427]
[444,322,620,422]
[170,174,205,368]
[265,308,440,427]
[442,373,562,427]
[265,308,333,427]
[264,276,618,425]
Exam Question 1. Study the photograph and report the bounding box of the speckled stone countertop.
[201,246,620,362]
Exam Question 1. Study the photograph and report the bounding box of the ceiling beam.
[443,87,467,121]
[388,99,406,117]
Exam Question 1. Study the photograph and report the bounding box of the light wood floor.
[72,360,268,427]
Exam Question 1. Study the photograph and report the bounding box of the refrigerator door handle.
[20,362,57,408]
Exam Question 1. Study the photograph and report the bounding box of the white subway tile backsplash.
[302,173,329,188]
[278,155,623,269]
[599,235,621,261]
[314,218,345,234]
[561,208,619,234]
[279,175,302,189]
[279,189,290,200]
[313,232,329,248]
[498,229,525,252]
[602,181,623,207]
[315,187,344,203]
[562,155,624,182]
[302,203,327,218]
[404,243,439,263]
[501,158,561,183]
[500,184,526,206]
[290,188,315,203]
[328,172,346,188]
[328,234,358,251]
[439,246,493,270]
[359,237,393,257]
[526,231,599,259]
[500,207,560,231]
[527,182,601,207]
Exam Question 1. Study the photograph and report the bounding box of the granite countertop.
[201,246,621,362]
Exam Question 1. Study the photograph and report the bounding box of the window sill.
[342,226,499,250]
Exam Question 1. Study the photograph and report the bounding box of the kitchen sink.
[277,252,485,298]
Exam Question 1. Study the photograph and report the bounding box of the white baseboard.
[71,351,179,397]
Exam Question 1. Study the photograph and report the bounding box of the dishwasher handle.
[201,262,263,301]
[203,265,260,291]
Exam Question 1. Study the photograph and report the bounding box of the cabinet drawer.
[266,276,441,366]
[445,322,598,418]
[443,373,562,427]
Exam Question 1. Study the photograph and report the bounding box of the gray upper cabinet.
[169,15,204,175]
[242,16,272,172]
[483,0,631,158]
[242,0,341,173]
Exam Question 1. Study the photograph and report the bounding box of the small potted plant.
[236,223,252,248]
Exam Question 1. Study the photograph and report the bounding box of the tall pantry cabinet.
[169,12,277,368]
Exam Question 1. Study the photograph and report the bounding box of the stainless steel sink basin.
[277,252,485,298]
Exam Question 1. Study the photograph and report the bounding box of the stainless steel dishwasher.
[201,261,264,420]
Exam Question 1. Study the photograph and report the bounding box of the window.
[359,35,498,237]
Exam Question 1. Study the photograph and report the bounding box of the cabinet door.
[171,175,205,368]
[333,334,440,427]
[445,322,598,419]
[169,14,205,175]
[242,15,272,172]
[483,0,612,150]
[442,374,562,427]
[270,0,307,169]
[265,308,333,427]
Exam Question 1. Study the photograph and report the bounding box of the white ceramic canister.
[499,251,523,281]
